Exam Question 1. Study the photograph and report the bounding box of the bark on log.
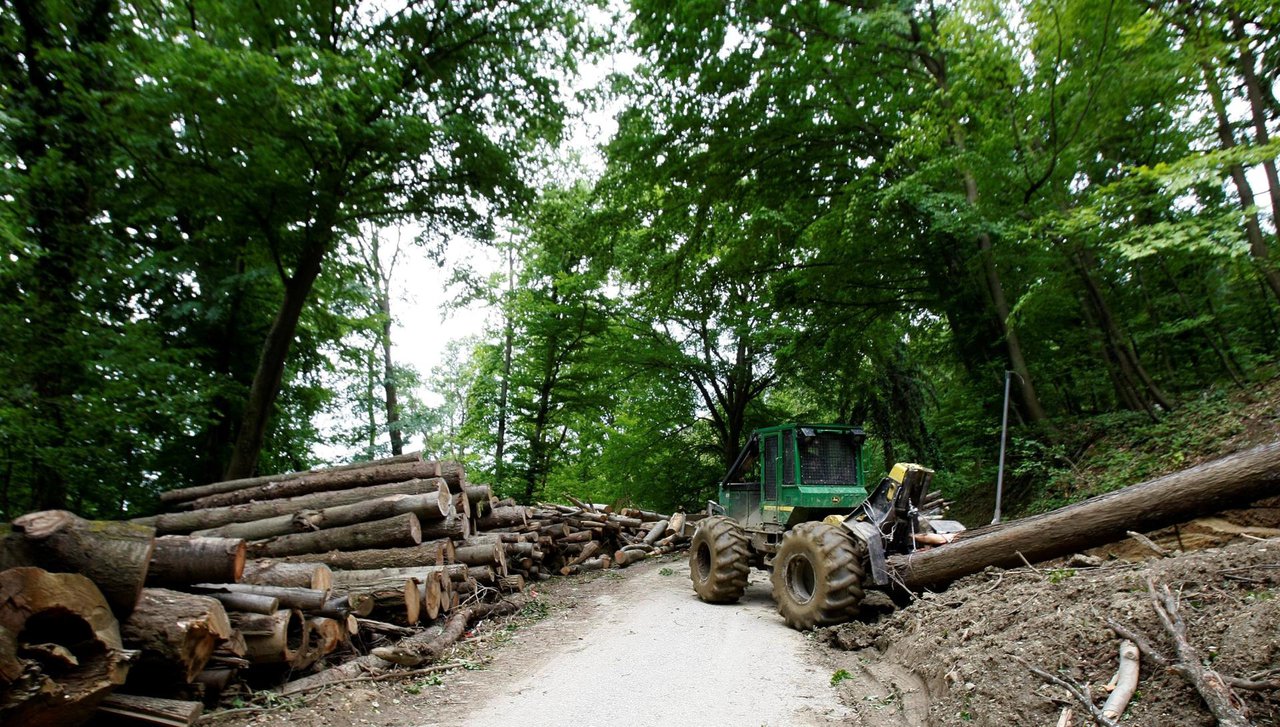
[192,487,452,541]
[159,451,425,506]
[146,536,245,587]
[438,461,466,493]
[189,584,328,612]
[229,612,278,636]
[419,517,465,542]
[120,588,233,683]
[1101,640,1140,721]
[0,568,132,727]
[642,520,669,545]
[206,592,278,615]
[453,544,505,570]
[889,441,1280,589]
[475,506,527,530]
[136,478,448,534]
[186,461,444,510]
[96,693,203,726]
[330,565,469,591]
[263,539,454,571]
[245,513,421,559]
[462,485,492,516]
[240,561,333,591]
[11,510,156,619]
[242,609,306,665]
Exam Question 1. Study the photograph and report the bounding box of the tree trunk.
[204,592,278,615]
[1231,15,1280,241]
[262,538,455,571]
[245,513,422,559]
[189,460,444,510]
[193,487,452,541]
[889,441,1280,589]
[1201,61,1280,304]
[0,568,132,727]
[330,564,469,591]
[379,288,404,457]
[137,478,448,534]
[120,588,233,683]
[225,236,331,480]
[10,510,155,619]
[495,246,516,486]
[160,451,423,506]
[240,561,333,591]
[146,535,246,587]
[475,506,528,530]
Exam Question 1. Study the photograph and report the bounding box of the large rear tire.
[689,515,750,603]
[770,521,865,630]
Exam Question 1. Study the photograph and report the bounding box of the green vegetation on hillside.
[2,0,1279,520]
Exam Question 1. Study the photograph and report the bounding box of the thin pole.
[992,370,1012,525]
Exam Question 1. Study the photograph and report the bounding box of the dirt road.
[429,557,851,727]
[225,556,928,727]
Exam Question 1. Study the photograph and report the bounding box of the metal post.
[992,370,1012,525]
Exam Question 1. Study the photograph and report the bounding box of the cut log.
[192,668,235,696]
[419,516,466,542]
[497,574,525,593]
[462,485,492,516]
[159,451,425,506]
[206,592,277,615]
[305,617,344,657]
[192,486,453,541]
[0,568,132,727]
[188,584,328,612]
[669,511,687,536]
[242,609,306,665]
[245,513,422,559]
[475,506,527,530]
[890,441,1280,589]
[453,544,506,570]
[1101,640,1140,721]
[136,478,448,535]
[228,612,278,636]
[642,520,669,546]
[420,572,443,621]
[558,530,594,544]
[11,510,155,619]
[120,588,233,683]
[262,539,455,571]
[330,565,469,592]
[240,561,333,591]
[438,461,466,492]
[146,536,245,587]
[96,693,203,726]
[186,461,445,510]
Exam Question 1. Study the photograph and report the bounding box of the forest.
[2,0,1278,522]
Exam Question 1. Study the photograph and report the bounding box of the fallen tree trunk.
[186,461,446,510]
[0,568,133,727]
[244,513,422,559]
[10,511,155,619]
[192,487,453,541]
[330,565,469,592]
[146,535,246,587]
[474,506,527,530]
[120,589,233,683]
[890,441,1280,590]
[159,451,425,506]
[262,539,454,571]
[242,609,306,665]
[135,478,448,535]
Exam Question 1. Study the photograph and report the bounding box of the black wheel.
[689,515,751,603]
[770,521,865,630]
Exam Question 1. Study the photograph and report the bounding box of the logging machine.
[689,423,964,629]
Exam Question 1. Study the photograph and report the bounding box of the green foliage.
[830,669,854,686]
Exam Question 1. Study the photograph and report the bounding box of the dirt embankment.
[821,536,1280,726]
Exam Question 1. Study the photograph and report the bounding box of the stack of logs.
[0,452,694,726]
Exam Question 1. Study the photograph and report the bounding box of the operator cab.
[718,424,867,528]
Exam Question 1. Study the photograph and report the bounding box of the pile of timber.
[0,451,694,726]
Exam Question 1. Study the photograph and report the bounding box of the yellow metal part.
[822,514,846,526]
[762,505,795,512]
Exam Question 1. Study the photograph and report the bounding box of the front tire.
[689,515,750,603]
[771,521,865,630]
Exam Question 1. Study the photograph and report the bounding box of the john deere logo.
[831,496,841,504]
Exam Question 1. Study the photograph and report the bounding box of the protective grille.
[799,432,858,484]
[763,435,778,500]
[782,430,795,485]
